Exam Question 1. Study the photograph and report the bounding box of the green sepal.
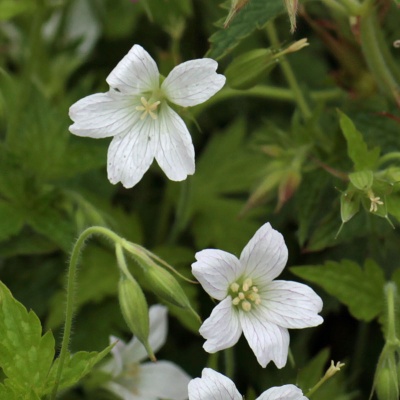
[340,190,360,223]
[348,170,373,190]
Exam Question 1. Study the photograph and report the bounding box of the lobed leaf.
[291,259,385,321]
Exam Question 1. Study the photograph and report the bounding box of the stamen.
[242,278,253,291]
[136,97,161,120]
[238,292,245,300]
[242,301,252,312]
[232,297,240,305]
[230,282,240,292]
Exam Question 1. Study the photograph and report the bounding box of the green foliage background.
[1,0,400,398]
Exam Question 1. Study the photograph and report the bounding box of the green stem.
[168,179,191,244]
[378,152,400,166]
[337,0,362,14]
[191,86,342,117]
[360,7,400,103]
[50,226,122,400]
[385,282,398,344]
[265,22,312,120]
[223,348,235,379]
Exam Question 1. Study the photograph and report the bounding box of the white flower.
[69,44,225,188]
[188,368,308,400]
[100,304,191,400]
[191,222,323,368]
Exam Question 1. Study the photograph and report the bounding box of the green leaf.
[176,119,264,253]
[0,281,55,397]
[0,200,25,242]
[206,0,285,60]
[291,259,385,321]
[43,347,112,395]
[338,111,380,171]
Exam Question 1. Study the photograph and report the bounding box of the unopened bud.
[285,38,309,53]
[225,48,277,90]
[375,366,399,400]
[118,274,155,361]
[144,263,200,322]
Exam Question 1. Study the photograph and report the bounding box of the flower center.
[230,278,261,312]
[136,97,161,120]
[367,190,384,213]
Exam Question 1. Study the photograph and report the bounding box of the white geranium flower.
[100,304,191,400]
[188,368,308,400]
[191,222,323,368]
[69,44,225,188]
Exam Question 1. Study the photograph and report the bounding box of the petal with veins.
[106,44,159,95]
[69,92,137,138]
[107,114,157,188]
[188,368,242,400]
[240,223,288,285]
[258,281,323,329]
[162,59,226,107]
[240,311,289,368]
[192,249,243,300]
[257,384,308,400]
[199,297,242,353]
[154,104,195,181]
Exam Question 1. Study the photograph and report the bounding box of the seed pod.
[375,366,399,400]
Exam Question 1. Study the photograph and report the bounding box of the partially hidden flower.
[69,44,225,188]
[191,222,323,368]
[100,304,191,400]
[188,368,308,400]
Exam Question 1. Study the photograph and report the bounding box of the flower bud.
[143,263,200,321]
[118,274,155,361]
[225,49,278,90]
[375,365,399,400]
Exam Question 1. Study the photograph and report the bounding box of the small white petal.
[102,381,152,400]
[106,44,160,95]
[101,336,126,376]
[257,384,308,400]
[154,103,195,181]
[258,281,323,329]
[240,223,288,286]
[162,58,226,107]
[138,361,191,400]
[192,249,243,300]
[107,113,157,188]
[121,305,168,365]
[69,92,137,138]
[199,297,242,353]
[188,368,242,400]
[239,312,289,368]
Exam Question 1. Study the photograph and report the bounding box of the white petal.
[188,368,242,400]
[240,223,288,286]
[258,281,323,329]
[137,361,191,400]
[239,312,289,368]
[199,297,242,353]
[154,103,195,181]
[162,59,226,107]
[257,385,307,400]
[106,44,160,95]
[121,305,168,365]
[100,336,126,376]
[107,112,158,188]
[192,249,243,300]
[69,92,137,138]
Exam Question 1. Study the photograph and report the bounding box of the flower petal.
[154,103,195,181]
[188,368,242,400]
[102,381,153,400]
[258,281,323,329]
[107,111,158,188]
[100,335,126,376]
[137,360,191,400]
[69,92,137,138]
[192,249,243,300]
[199,297,242,353]
[162,59,225,107]
[257,384,307,400]
[240,223,288,286]
[239,311,289,368]
[121,305,168,365]
[106,44,159,95]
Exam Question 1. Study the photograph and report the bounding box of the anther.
[242,301,252,312]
